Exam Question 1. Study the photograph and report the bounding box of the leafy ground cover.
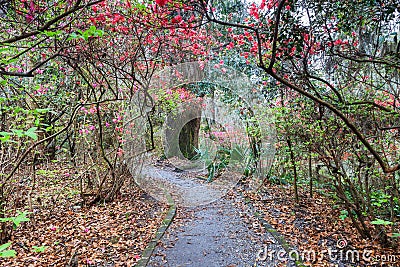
[0,163,167,267]
[1,160,399,267]
[244,182,400,266]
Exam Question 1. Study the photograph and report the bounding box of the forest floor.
[0,162,168,267]
[1,160,399,267]
[243,184,400,267]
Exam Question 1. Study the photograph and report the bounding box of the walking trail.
[139,161,296,267]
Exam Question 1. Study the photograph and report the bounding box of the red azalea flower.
[155,0,169,6]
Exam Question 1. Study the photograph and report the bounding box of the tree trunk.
[179,118,201,159]
[287,137,299,203]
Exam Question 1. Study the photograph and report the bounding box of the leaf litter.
[1,163,168,267]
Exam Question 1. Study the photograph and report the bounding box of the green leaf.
[83,31,89,41]
[0,132,12,143]
[42,30,63,37]
[389,233,400,238]
[134,2,147,10]
[88,25,96,32]
[11,129,24,138]
[25,127,38,141]
[371,219,393,226]
[0,132,12,137]
[0,57,18,65]
[207,163,216,182]
[32,245,48,253]
[0,211,32,229]
[0,47,10,53]
[339,210,348,220]
[1,249,16,257]
[0,243,16,258]
[0,136,10,143]
[12,211,31,229]
[33,108,51,113]
[0,249,16,258]
[0,242,12,251]
[67,32,80,41]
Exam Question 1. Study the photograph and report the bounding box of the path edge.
[241,189,306,267]
[254,210,306,267]
[136,194,176,267]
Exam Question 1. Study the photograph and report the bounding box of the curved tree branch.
[0,0,103,44]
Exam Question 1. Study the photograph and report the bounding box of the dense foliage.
[185,0,400,247]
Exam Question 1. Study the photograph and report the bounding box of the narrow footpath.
[140,162,296,267]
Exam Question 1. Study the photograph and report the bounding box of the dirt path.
[140,162,296,267]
